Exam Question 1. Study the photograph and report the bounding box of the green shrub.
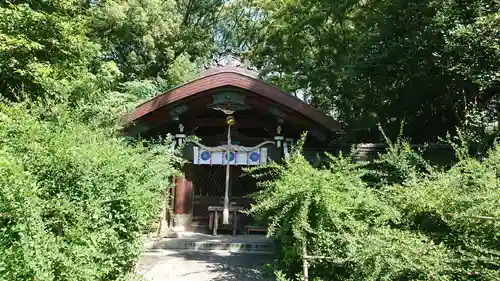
[0,102,179,280]
[248,139,451,281]
[389,148,500,280]
[0,152,56,280]
[249,132,499,280]
[364,124,435,188]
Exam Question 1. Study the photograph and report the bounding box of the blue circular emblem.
[225,152,235,161]
[249,151,260,162]
[200,151,211,161]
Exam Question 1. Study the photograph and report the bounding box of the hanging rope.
[223,116,233,224]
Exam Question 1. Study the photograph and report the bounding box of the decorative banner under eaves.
[193,147,267,165]
[192,141,272,166]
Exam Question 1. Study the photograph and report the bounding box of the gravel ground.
[137,250,273,281]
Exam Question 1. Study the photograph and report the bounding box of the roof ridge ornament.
[209,54,254,70]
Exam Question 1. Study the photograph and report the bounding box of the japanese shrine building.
[122,67,342,232]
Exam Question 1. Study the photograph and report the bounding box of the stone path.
[137,250,273,281]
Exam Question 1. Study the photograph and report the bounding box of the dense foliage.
[0,102,180,280]
[248,137,499,280]
[1,0,499,279]
[0,0,226,102]
[0,0,221,279]
[226,0,500,143]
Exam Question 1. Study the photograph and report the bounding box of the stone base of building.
[173,213,192,231]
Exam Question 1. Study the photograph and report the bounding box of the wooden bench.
[208,206,244,236]
[244,226,267,235]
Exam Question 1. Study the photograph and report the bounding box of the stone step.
[144,232,275,255]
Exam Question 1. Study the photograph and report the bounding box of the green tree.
[0,0,108,101]
[90,0,226,81]
[233,0,500,143]
[0,0,222,104]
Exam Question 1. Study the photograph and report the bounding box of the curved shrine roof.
[122,66,341,133]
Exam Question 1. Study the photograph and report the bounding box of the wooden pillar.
[173,165,193,231]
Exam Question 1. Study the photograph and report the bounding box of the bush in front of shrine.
[0,102,179,280]
[248,135,500,281]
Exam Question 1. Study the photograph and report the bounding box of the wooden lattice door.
[192,165,257,227]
